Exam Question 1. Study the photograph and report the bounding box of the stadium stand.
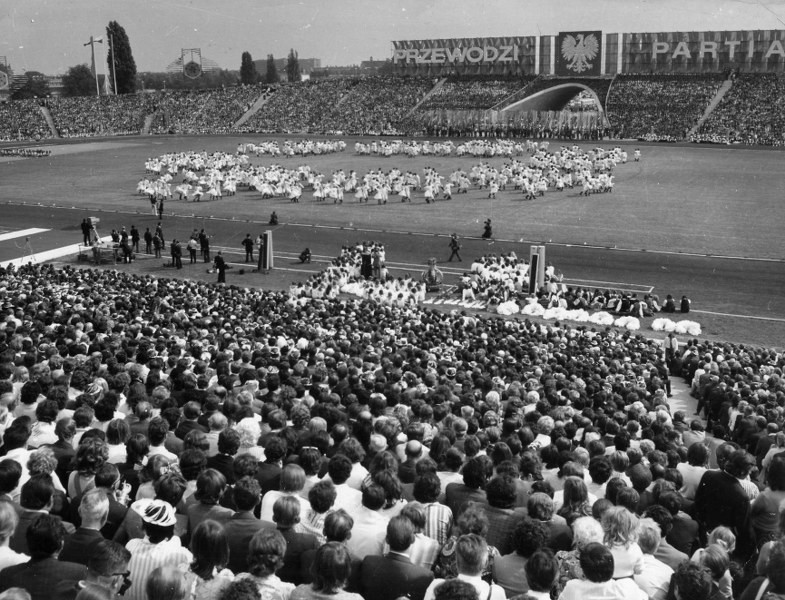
[0,99,52,142]
[606,73,724,141]
[694,73,785,146]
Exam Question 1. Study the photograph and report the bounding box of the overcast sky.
[3,0,785,74]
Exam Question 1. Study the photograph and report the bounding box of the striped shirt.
[423,502,453,547]
[125,536,193,600]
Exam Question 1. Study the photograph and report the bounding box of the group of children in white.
[135,138,640,207]
[237,139,346,157]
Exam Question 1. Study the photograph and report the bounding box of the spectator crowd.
[606,74,724,141]
[0,257,782,600]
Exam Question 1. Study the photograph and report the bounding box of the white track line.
[691,309,785,323]
[0,228,50,242]
[0,237,112,269]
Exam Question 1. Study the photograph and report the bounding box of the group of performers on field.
[135,141,641,207]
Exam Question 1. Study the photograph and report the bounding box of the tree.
[240,51,258,85]
[11,73,50,100]
[265,54,279,84]
[62,64,95,97]
[106,21,137,94]
[286,48,301,83]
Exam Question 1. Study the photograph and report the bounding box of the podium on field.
[256,230,273,272]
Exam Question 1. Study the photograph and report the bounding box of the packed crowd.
[313,76,433,136]
[48,95,157,138]
[0,255,782,600]
[239,140,347,157]
[419,77,532,111]
[0,100,52,142]
[3,72,785,143]
[696,73,785,146]
[149,86,268,135]
[240,79,357,134]
[606,74,724,141]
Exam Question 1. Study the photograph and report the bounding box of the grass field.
[1,134,783,348]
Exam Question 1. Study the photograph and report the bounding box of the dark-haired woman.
[291,542,363,600]
[236,529,295,600]
[179,519,234,600]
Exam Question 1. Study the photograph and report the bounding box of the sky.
[2,0,785,75]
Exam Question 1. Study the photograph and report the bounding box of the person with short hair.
[345,483,389,558]
[400,502,440,570]
[146,565,188,600]
[555,516,604,591]
[424,534,505,600]
[260,464,312,524]
[360,516,434,600]
[493,517,550,597]
[223,476,272,574]
[51,539,132,600]
[0,514,88,600]
[558,542,647,600]
[633,517,674,600]
[235,528,295,600]
[413,472,453,547]
[670,562,715,600]
[59,489,109,565]
[179,519,234,600]
[185,468,233,542]
[272,496,319,585]
[291,542,364,600]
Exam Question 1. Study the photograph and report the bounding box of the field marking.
[0,228,50,242]
[691,309,785,323]
[0,236,112,269]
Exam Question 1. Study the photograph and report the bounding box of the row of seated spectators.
[240,79,357,134]
[47,95,157,138]
[0,100,51,142]
[313,77,433,136]
[419,76,534,111]
[606,74,724,141]
[149,85,270,135]
[0,259,783,600]
[696,73,785,146]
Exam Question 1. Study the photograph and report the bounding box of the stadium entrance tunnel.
[500,79,609,114]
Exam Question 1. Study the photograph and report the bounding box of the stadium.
[0,6,784,600]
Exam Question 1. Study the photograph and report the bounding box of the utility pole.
[109,33,118,95]
[84,35,103,96]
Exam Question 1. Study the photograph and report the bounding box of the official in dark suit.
[0,514,88,600]
[360,515,434,600]
[174,401,209,439]
[694,449,755,557]
[224,476,274,574]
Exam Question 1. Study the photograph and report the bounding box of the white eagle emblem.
[561,33,600,73]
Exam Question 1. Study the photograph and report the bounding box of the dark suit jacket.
[164,431,185,456]
[10,510,74,554]
[398,459,418,484]
[256,462,282,495]
[0,557,88,600]
[359,553,434,600]
[667,512,700,556]
[175,420,208,440]
[444,483,486,518]
[278,526,319,585]
[207,454,236,484]
[694,469,753,554]
[224,511,275,574]
[58,527,104,565]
